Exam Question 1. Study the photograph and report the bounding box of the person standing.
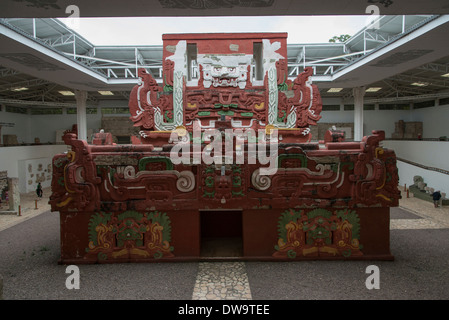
[36,182,43,198]
[432,190,442,208]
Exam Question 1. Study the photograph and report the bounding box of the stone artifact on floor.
[410,175,448,206]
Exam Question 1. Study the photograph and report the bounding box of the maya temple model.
[50,33,400,263]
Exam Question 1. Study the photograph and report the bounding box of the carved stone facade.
[392,120,423,139]
[2,134,18,146]
[129,33,322,145]
[310,122,354,141]
[0,172,19,213]
[101,117,139,144]
[51,33,400,263]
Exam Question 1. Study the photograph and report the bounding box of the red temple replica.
[50,33,400,263]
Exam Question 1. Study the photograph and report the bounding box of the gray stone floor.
[1,186,449,300]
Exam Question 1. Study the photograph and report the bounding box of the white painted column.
[353,86,365,141]
[75,90,88,141]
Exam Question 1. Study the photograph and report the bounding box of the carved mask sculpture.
[200,55,250,89]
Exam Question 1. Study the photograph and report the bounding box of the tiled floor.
[390,218,445,229]
[192,262,252,300]
[395,186,449,229]
[0,187,51,232]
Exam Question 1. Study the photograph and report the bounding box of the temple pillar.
[8,178,19,213]
[353,86,365,141]
[75,90,88,141]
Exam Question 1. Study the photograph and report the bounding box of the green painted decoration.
[85,210,175,261]
[138,156,174,171]
[273,208,363,259]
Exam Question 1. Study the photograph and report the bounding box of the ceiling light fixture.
[411,82,429,87]
[11,87,29,92]
[327,88,343,93]
[366,87,382,92]
[58,90,75,96]
[98,91,114,95]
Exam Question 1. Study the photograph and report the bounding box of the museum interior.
[0,1,448,262]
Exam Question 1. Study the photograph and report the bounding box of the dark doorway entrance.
[116,136,131,144]
[200,210,243,258]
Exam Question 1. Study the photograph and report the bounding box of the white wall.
[0,144,67,178]
[382,140,449,172]
[364,109,412,138]
[396,160,449,195]
[410,103,449,139]
[320,110,352,123]
[29,112,101,144]
[320,108,412,139]
[320,100,449,140]
[382,139,449,196]
[18,157,53,193]
[1,99,130,145]
[0,109,32,144]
